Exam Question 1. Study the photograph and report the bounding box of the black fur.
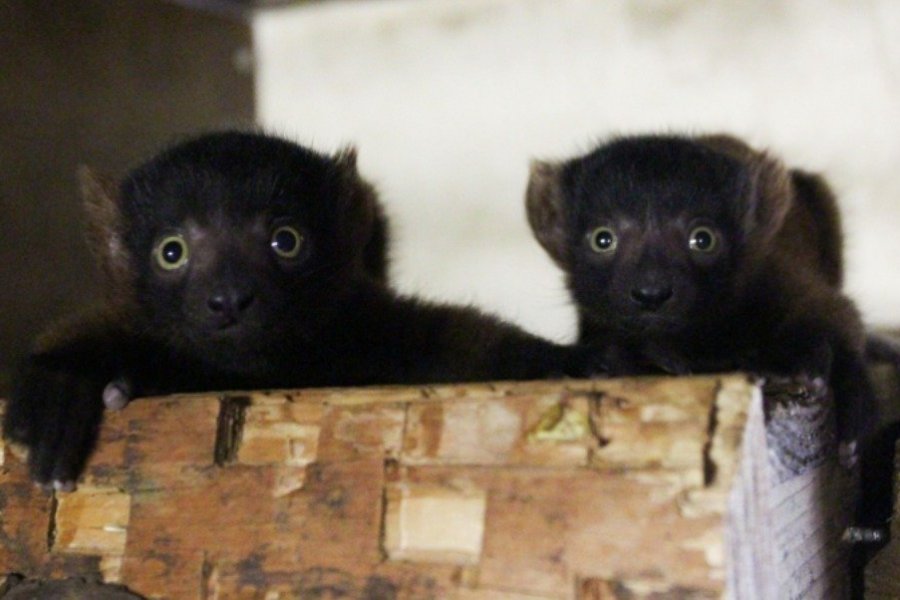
[527,136,898,583]
[4,131,598,488]
[527,133,877,449]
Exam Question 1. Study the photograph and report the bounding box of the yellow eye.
[589,227,618,254]
[270,225,304,259]
[153,235,189,270]
[688,227,717,253]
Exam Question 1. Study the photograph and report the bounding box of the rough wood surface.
[0,375,853,599]
[730,382,852,599]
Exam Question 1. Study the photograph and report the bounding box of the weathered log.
[0,375,855,598]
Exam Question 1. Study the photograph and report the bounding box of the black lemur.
[4,131,601,490]
[525,133,878,455]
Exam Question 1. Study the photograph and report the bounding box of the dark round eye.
[589,227,618,254]
[153,235,189,270]
[270,225,304,259]
[689,227,717,253]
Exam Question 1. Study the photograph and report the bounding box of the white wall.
[253,0,900,342]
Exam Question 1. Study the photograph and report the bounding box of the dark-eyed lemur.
[4,131,601,490]
[526,133,878,455]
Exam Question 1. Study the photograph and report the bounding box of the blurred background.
[2,0,899,391]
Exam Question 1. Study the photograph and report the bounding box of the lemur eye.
[153,235,189,270]
[589,227,618,254]
[689,227,717,253]
[270,225,304,259]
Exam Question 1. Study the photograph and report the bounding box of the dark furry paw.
[3,356,107,490]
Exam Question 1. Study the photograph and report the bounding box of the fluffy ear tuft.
[695,133,755,161]
[332,146,377,250]
[78,166,132,297]
[745,151,793,246]
[526,159,570,269]
[334,145,359,171]
[697,135,792,248]
[788,169,844,287]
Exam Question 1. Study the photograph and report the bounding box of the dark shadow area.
[0,0,255,394]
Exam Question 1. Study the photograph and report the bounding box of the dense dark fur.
[867,332,900,369]
[4,131,597,489]
[526,133,876,449]
[526,135,896,581]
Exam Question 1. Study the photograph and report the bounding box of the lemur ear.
[744,150,793,245]
[334,145,359,171]
[79,166,133,298]
[697,134,792,246]
[333,146,379,248]
[526,159,571,269]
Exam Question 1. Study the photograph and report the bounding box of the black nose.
[207,288,255,322]
[630,285,673,310]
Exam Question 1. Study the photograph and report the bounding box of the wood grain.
[0,375,856,598]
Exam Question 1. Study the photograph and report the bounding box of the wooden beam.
[0,375,855,598]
